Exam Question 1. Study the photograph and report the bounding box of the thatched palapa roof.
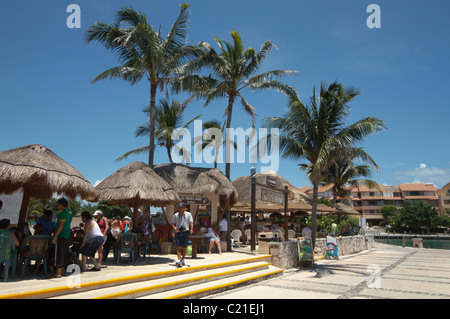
[95,162,180,207]
[232,170,310,206]
[154,163,238,206]
[333,203,360,215]
[0,144,98,201]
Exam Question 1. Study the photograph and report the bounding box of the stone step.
[140,265,284,299]
[49,261,275,299]
[0,254,272,299]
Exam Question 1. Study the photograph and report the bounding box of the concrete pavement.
[206,243,450,299]
[2,242,449,300]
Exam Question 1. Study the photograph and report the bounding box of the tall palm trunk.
[224,94,235,252]
[148,84,157,168]
[225,94,235,180]
[311,177,319,251]
[166,144,173,163]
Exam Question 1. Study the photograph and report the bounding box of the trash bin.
[412,238,423,248]
[258,237,278,254]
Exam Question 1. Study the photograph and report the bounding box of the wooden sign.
[266,176,277,187]
[261,188,284,205]
[180,196,211,205]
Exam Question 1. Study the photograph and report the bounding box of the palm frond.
[90,66,145,85]
[164,3,191,54]
[115,6,148,27]
[115,145,149,162]
[248,80,299,100]
[239,96,256,128]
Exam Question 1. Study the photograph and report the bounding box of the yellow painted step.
[87,262,272,299]
[140,266,284,299]
[0,254,271,299]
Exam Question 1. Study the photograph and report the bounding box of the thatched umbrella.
[154,163,238,210]
[333,203,360,215]
[0,144,99,238]
[230,201,251,212]
[232,170,311,243]
[95,162,181,230]
[155,163,238,252]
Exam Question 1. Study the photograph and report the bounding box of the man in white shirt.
[218,217,228,241]
[171,203,193,267]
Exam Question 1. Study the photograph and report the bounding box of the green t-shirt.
[55,208,73,239]
[0,229,14,260]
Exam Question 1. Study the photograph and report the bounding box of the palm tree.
[322,148,380,207]
[195,120,238,169]
[264,81,386,250]
[85,4,198,168]
[116,98,201,163]
[172,30,298,179]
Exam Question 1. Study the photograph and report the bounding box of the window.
[406,191,424,196]
[365,200,382,206]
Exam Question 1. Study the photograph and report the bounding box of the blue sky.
[1,0,449,191]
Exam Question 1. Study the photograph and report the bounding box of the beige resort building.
[437,182,450,215]
[301,182,445,225]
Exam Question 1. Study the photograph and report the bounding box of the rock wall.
[269,234,375,269]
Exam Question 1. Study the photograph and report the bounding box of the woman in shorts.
[80,211,104,271]
[202,227,222,255]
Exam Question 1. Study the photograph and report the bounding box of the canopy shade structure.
[230,202,341,214]
[332,203,360,215]
[95,162,180,207]
[95,162,181,230]
[154,163,239,226]
[154,163,238,206]
[232,170,310,206]
[0,144,99,238]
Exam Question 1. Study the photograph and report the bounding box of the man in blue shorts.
[171,203,193,267]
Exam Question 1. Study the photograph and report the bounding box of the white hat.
[93,210,103,216]
[124,216,131,220]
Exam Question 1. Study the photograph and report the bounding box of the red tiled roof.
[399,183,436,192]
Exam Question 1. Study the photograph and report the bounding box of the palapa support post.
[217,195,231,223]
[217,195,233,252]
[160,206,169,225]
[250,172,256,251]
[132,195,140,232]
[226,201,232,252]
[16,185,31,240]
[284,186,289,242]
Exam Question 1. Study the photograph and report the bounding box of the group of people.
[0,198,77,278]
[0,198,121,279]
[1,198,226,279]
